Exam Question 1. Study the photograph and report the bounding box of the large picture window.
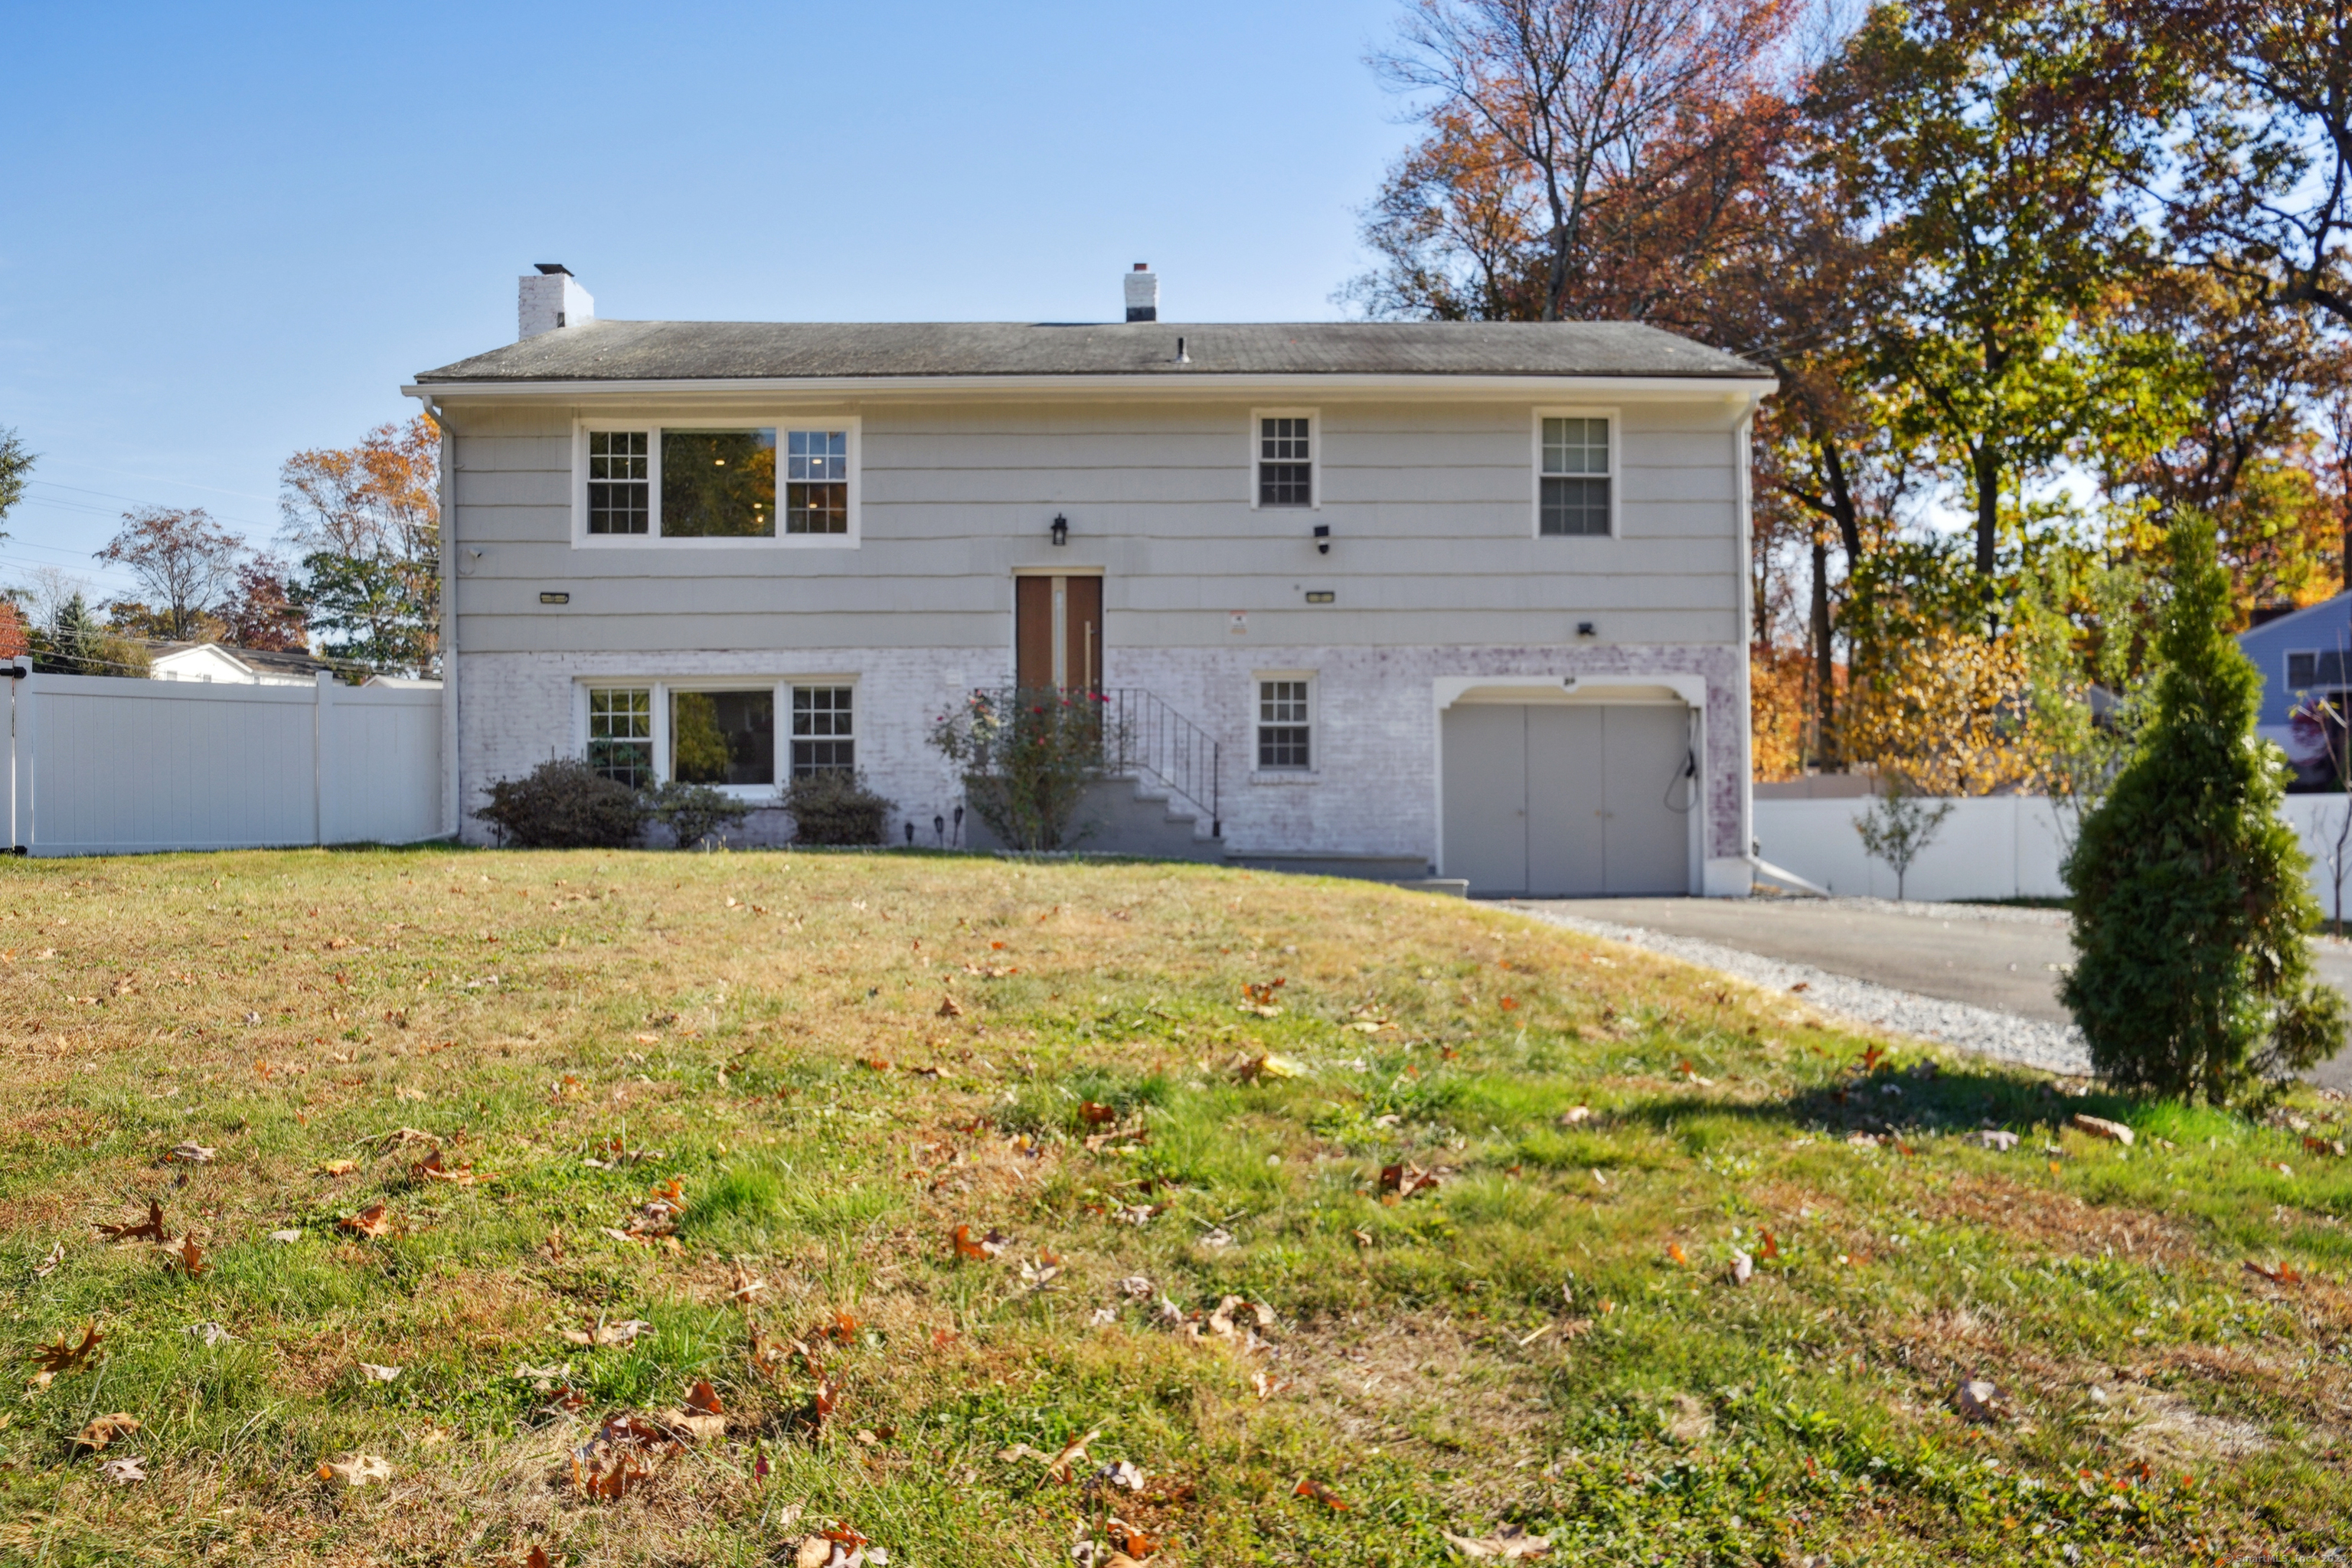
[1539,414,1612,536]
[577,421,856,544]
[671,689,776,786]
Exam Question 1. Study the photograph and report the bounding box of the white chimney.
[1124,263,1158,323]
[518,264,594,340]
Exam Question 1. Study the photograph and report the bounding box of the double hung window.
[1538,415,1612,536]
[1254,412,1315,508]
[1257,678,1312,770]
[578,421,856,542]
[586,688,654,786]
[791,686,855,775]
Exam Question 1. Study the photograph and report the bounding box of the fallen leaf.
[413,1148,488,1185]
[1662,1393,1713,1444]
[1971,1129,2020,1152]
[2244,1259,2303,1286]
[357,1362,401,1383]
[1954,1378,2004,1422]
[183,1321,234,1346]
[171,1236,207,1277]
[29,1323,103,1377]
[1445,1525,1553,1560]
[338,1204,395,1239]
[1292,1476,1349,1509]
[96,1199,169,1244]
[315,1159,358,1177]
[938,995,964,1018]
[1558,1105,1591,1125]
[561,1318,655,1348]
[319,1453,394,1488]
[1727,1250,1753,1287]
[2071,1112,2135,1147]
[31,1240,64,1278]
[268,1229,301,1244]
[952,1223,1007,1260]
[1667,1243,1689,1268]
[1379,1162,1442,1199]
[75,1413,140,1451]
[99,1455,146,1485]
[1759,1230,1780,1260]
[166,1142,217,1165]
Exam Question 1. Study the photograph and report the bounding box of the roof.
[150,642,333,678]
[2237,592,2351,649]
[414,319,1769,386]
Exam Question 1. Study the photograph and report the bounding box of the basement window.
[791,686,855,776]
[1256,678,1312,770]
[586,687,654,786]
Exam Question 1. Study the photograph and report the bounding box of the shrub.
[782,769,895,846]
[2062,517,2347,1102]
[929,687,1120,851]
[648,779,752,850]
[472,758,649,849]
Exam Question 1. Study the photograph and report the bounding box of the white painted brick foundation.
[457,643,1749,872]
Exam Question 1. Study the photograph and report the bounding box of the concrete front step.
[964,776,1223,861]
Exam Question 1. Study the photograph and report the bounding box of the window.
[2291,651,2321,689]
[787,430,849,534]
[587,687,654,786]
[1256,413,1314,508]
[1257,678,1312,770]
[792,686,855,776]
[671,689,776,786]
[578,420,856,543]
[662,429,776,537]
[588,432,649,535]
[1539,414,1612,536]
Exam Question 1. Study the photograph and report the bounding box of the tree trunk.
[1973,443,2001,577]
[1811,531,1836,769]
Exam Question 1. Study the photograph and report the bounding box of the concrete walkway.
[1513,896,2352,1092]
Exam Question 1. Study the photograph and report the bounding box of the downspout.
[416,394,460,841]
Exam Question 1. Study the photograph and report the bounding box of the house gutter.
[403,372,1778,405]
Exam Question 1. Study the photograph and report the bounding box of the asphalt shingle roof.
[415,319,1768,384]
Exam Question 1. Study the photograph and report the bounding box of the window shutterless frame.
[570,416,861,547]
[1530,406,1619,538]
[573,676,858,800]
[1250,669,1318,775]
[1249,408,1319,511]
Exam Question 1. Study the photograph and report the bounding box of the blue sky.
[0,0,1412,602]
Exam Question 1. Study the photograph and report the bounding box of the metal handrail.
[970,686,1221,837]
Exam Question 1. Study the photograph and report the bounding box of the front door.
[1014,573,1103,691]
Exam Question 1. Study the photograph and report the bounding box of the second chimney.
[1124,263,1158,323]
[518,263,595,340]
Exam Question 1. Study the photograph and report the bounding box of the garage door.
[1441,703,1690,897]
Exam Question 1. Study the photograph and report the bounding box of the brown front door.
[1014,574,1104,691]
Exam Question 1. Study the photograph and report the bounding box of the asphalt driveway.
[1516,896,2352,1093]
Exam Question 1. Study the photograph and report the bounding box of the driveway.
[1514,897,2352,1093]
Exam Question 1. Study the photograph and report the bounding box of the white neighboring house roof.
[361,674,442,689]
[148,642,334,687]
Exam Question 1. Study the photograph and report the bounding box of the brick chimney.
[518,264,594,340]
[1124,263,1158,323]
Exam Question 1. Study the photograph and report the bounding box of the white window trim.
[1249,668,1318,779]
[570,416,861,549]
[573,676,858,800]
[1248,407,1321,512]
[1530,406,1620,539]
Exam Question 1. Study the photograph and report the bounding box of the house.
[149,642,336,686]
[403,265,1775,896]
[2240,593,2352,789]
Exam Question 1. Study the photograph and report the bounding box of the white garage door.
[1442,702,1691,897]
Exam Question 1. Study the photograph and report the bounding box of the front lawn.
[0,849,2346,1565]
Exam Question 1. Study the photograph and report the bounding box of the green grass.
[0,847,2345,1564]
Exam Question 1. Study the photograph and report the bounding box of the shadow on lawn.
[1606,1060,2147,1145]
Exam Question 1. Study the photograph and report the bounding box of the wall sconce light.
[1576,621,1598,639]
[1050,514,1070,547]
[1312,524,1331,554]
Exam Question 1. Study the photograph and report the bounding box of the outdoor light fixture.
[1050,514,1070,547]
[1313,524,1331,554]
[1576,621,1598,639]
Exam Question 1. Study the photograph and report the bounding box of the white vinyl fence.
[5,668,446,857]
[1754,793,2352,911]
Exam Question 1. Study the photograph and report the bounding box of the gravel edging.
[1511,904,2094,1076]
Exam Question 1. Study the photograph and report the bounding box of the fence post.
[312,672,334,847]
[6,661,25,854]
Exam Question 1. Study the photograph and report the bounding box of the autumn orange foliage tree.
[279,413,440,678]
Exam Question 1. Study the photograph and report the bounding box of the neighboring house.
[149,642,336,686]
[2240,593,2352,789]
[403,264,1775,896]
